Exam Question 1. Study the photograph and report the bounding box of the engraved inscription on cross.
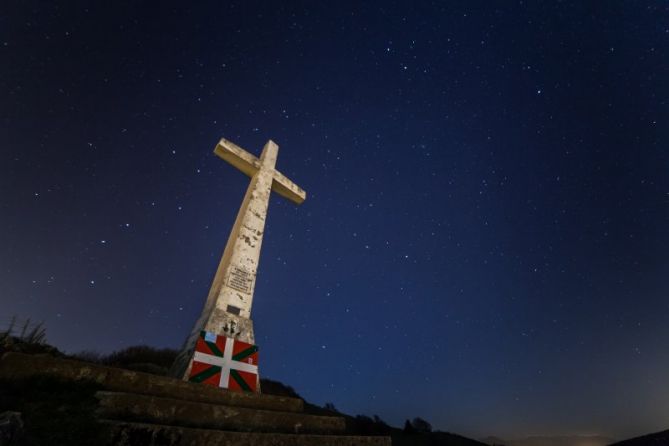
[211,138,306,319]
[171,138,306,380]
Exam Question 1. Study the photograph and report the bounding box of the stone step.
[105,420,391,446]
[0,352,302,413]
[97,391,346,435]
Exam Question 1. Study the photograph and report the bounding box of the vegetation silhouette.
[609,429,669,446]
[0,319,489,445]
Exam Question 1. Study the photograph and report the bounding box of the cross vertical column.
[170,138,305,390]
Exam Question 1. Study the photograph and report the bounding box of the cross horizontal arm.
[214,138,261,178]
[272,170,306,205]
[214,138,306,205]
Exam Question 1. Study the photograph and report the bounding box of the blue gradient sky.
[1,1,668,440]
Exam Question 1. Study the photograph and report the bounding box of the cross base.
[171,313,260,393]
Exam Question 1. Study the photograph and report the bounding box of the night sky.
[2,1,669,441]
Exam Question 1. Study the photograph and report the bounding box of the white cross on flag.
[188,330,259,392]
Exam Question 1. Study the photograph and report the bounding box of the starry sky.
[1,1,669,441]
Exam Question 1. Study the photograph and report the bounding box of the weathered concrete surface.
[96,391,345,435]
[171,138,307,381]
[0,353,303,413]
[105,420,391,446]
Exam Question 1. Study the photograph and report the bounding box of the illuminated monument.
[171,138,306,391]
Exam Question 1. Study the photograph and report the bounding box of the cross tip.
[267,139,280,149]
[294,190,307,205]
[213,137,228,155]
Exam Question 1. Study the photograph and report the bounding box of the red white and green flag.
[188,330,259,392]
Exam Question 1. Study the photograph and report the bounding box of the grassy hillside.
[0,333,487,446]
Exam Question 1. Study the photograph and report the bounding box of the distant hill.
[482,435,615,446]
[390,431,489,446]
[609,429,669,446]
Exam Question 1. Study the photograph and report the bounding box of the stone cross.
[171,138,306,381]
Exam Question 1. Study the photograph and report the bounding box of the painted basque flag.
[188,330,259,392]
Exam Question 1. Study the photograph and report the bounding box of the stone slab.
[0,353,302,413]
[105,420,391,446]
[96,391,345,435]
